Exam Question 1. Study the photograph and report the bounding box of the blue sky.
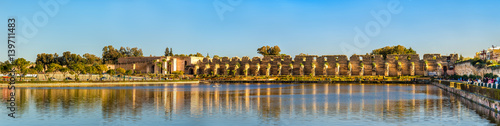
[1,0,499,62]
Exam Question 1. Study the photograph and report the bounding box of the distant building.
[114,56,204,74]
[475,45,500,61]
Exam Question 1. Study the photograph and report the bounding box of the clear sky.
[1,0,499,62]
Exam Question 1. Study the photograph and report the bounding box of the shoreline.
[0,79,431,88]
[203,80,429,84]
[0,81,199,87]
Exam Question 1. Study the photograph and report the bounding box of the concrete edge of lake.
[431,80,500,113]
[0,81,199,87]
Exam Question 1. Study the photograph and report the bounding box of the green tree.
[59,51,84,65]
[126,70,133,76]
[70,63,85,80]
[46,63,62,80]
[36,53,57,67]
[130,47,143,57]
[270,45,281,55]
[189,52,203,57]
[257,45,281,56]
[0,61,13,73]
[165,47,170,56]
[106,69,116,78]
[370,45,417,59]
[116,68,126,80]
[102,45,122,64]
[102,45,143,63]
[83,53,101,64]
[14,58,30,80]
[93,64,108,80]
[95,64,108,74]
[162,59,167,74]
[257,46,270,55]
[84,66,97,81]
[14,58,30,72]
[60,67,69,78]
[34,64,44,80]
[484,73,499,79]
[157,61,163,79]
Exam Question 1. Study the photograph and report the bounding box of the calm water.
[0,83,497,125]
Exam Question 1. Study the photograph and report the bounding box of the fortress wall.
[359,55,373,75]
[370,55,383,75]
[349,55,362,76]
[195,54,458,76]
[115,62,152,74]
[230,57,241,75]
[250,57,261,76]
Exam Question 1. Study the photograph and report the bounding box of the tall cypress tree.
[165,47,169,56]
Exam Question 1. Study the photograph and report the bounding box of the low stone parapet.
[432,80,500,113]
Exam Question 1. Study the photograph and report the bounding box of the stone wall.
[455,62,500,76]
[195,54,458,76]
[116,56,203,74]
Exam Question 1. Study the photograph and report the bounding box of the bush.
[484,73,499,79]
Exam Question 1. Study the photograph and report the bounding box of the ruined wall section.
[194,54,458,76]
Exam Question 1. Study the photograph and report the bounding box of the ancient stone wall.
[455,62,500,77]
[192,54,458,76]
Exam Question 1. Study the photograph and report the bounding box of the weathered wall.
[116,56,201,74]
[195,54,458,76]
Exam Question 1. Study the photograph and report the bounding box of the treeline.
[371,45,416,59]
[0,45,203,81]
[103,45,143,64]
[0,45,144,81]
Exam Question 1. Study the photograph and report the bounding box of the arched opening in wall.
[151,65,155,73]
[407,56,412,61]
[433,56,437,60]
[188,68,194,74]
[335,57,338,61]
[395,56,399,61]
[371,56,375,61]
[313,57,316,61]
[302,57,306,62]
[359,57,363,61]
[323,57,327,61]
[184,61,187,66]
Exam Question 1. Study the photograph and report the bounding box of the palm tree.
[162,59,167,74]
[157,61,163,79]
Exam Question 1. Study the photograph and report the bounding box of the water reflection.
[0,84,496,125]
